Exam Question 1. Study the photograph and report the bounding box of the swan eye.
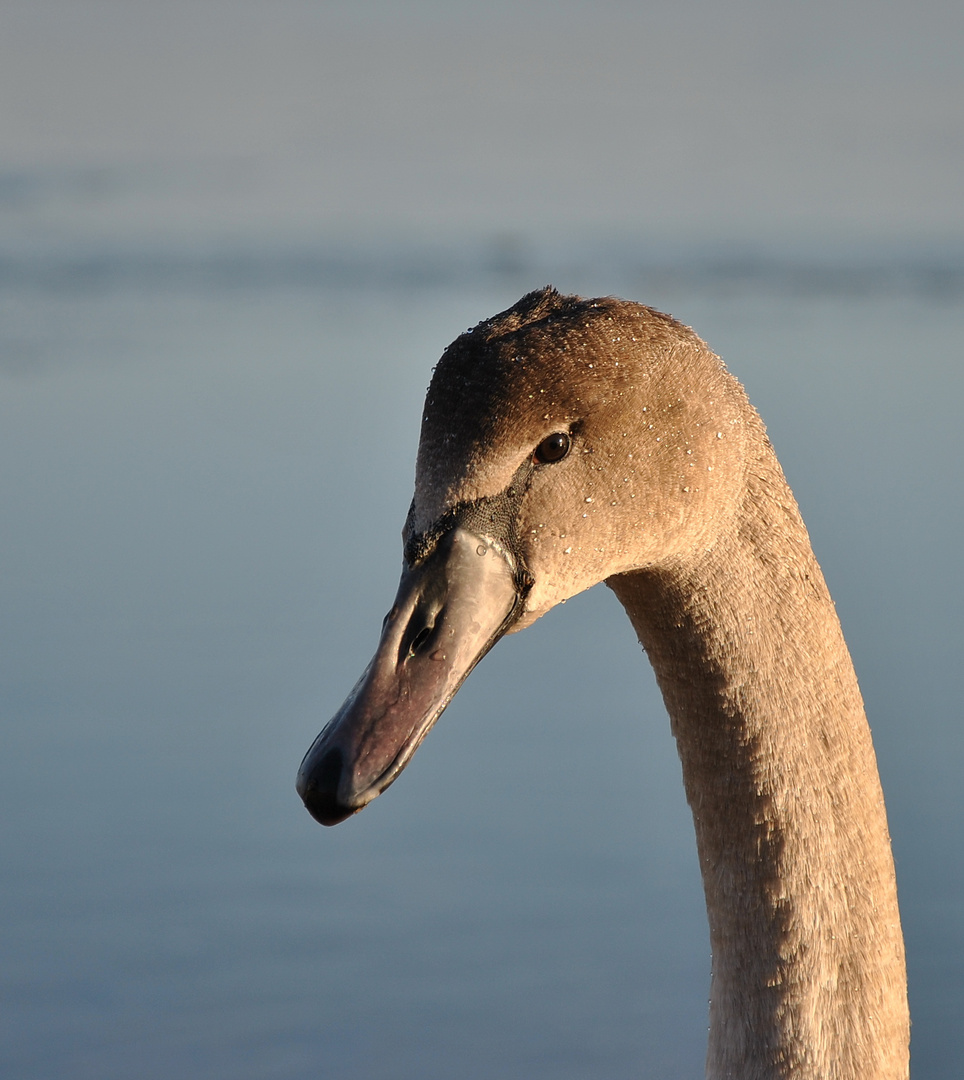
[534,431,571,464]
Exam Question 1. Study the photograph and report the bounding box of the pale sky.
[1,0,962,248]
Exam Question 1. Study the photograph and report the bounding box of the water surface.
[1,258,961,1078]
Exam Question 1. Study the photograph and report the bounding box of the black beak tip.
[300,787,357,826]
[296,745,357,826]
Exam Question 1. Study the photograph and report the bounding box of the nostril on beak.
[409,624,433,655]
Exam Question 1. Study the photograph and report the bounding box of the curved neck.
[607,433,908,1080]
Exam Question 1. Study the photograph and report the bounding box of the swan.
[297,287,909,1079]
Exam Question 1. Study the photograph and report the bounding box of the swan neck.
[607,441,909,1079]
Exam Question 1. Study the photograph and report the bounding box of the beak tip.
[297,745,357,826]
[298,780,358,827]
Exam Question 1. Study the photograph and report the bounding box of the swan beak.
[296,526,522,825]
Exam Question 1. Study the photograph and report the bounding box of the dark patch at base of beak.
[297,526,522,825]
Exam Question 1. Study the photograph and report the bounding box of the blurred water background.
[1,3,962,1078]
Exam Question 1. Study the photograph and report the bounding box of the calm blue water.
[1,251,961,1079]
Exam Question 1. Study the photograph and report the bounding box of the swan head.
[298,287,749,824]
[410,286,750,628]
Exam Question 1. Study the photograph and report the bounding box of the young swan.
[298,287,909,1080]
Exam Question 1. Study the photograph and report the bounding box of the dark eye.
[534,431,571,464]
